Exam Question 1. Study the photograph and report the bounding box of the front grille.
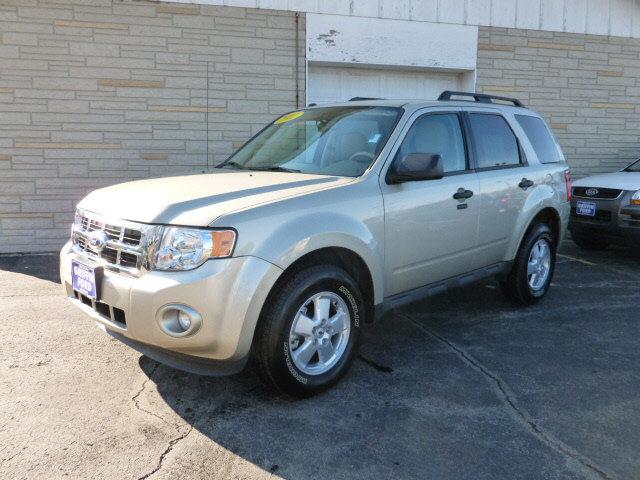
[71,209,154,275]
[571,207,612,223]
[572,187,622,200]
[74,290,126,326]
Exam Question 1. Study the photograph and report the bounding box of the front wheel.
[500,223,556,306]
[252,265,363,397]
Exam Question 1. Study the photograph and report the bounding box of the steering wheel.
[347,151,375,164]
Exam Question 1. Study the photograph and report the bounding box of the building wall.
[171,0,640,39]
[0,0,305,253]
[476,27,640,177]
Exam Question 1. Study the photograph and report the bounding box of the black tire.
[500,223,556,306]
[571,233,609,251]
[252,265,364,397]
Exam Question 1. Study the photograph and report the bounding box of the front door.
[381,111,480,297]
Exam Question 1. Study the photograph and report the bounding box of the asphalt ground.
[1,241,639,480]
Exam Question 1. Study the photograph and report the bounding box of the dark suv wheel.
[500,223,556,306]
[252,265,363,397]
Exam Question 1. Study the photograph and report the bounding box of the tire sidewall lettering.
[283,341,308,384]
[338,285,360,328]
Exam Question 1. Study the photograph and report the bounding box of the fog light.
[178,311,191,331]
[156,304,202,338]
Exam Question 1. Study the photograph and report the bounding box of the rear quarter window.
[515,115,562,164]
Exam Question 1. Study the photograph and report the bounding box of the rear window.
[515,115,562,164]
[468,113,521,169]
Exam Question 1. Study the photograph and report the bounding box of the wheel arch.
[260,246,377,326]
[508,206,562,261]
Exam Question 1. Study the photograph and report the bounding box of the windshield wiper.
[248,166,301,173]
[215,160,245,170]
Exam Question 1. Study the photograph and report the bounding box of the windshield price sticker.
[275,111,304,125]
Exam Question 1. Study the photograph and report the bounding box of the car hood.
[573,171,640,191]
[78,170,353,226]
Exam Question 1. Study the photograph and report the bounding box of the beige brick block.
[0,154,11,161]
[590,102,635,109]
[98,79,164,88]
[14,142,120,149]
[479,44,515,52]
[597,70,624,77]
[54,20,128,30]
[148,105,226,113]
[528,41,584,51]
[0,88,15,94]
[142,153,169,161]
[156,4,201,15]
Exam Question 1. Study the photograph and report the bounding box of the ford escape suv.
[61,91,571,396]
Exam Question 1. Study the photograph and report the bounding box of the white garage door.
[308,65,464,105]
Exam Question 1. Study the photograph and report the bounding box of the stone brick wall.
[477,27,640,179]
[0,0,305,253]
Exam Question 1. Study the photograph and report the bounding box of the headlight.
[154,227,236,271]
[632,190,640,205]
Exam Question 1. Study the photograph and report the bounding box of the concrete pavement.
[1,242,639,480]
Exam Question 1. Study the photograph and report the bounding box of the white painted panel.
[491,0,516,27]
[316,0,350,15]
[633,0,640,37]
[410,0,438,21]
[466,0,491,25]
[438,0,466,24]
[223,0,257,6]
[610,0,633,37]
[308,65,462,104]
[287,0,317,12]
[351,0,378,17]
[564,0,587,33]
[169,0,640,38]
[307,13,478,70]
[541,0,565,31]
[258,0,287,9]
[380,0,411,19]
[586,0,610,35]
[516,0,540,29]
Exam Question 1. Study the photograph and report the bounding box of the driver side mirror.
[387,153,444,184]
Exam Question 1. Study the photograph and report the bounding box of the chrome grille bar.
[71,209,159,277]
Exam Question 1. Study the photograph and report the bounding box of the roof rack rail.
[349,97,384,101]
[438,90,525,108]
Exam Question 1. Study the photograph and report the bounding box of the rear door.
[380,109,480,297]
[465,110,535,265]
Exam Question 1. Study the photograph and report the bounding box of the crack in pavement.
[131,362,178,429]
[404,314,617,480]
[137,425,194,480]
[135,385,261,480]
[357,354,393,373]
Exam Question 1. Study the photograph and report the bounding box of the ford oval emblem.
[87,230,109,253]
[585,188,599,196]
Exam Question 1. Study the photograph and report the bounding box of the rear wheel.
[571,233,609,251]
[252,265,363,397]
[501,223,556,306]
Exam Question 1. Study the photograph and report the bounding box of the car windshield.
[625,159,640,172]
[217,106,402,177]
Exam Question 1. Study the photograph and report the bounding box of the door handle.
[453,188,474,200]
[519,178,534,190]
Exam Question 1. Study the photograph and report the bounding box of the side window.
[468,113,520,169]
[397,114,467,173]
[515,114,562,164]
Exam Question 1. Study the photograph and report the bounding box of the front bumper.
[60,241,282,372]
[569,192,640,246]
